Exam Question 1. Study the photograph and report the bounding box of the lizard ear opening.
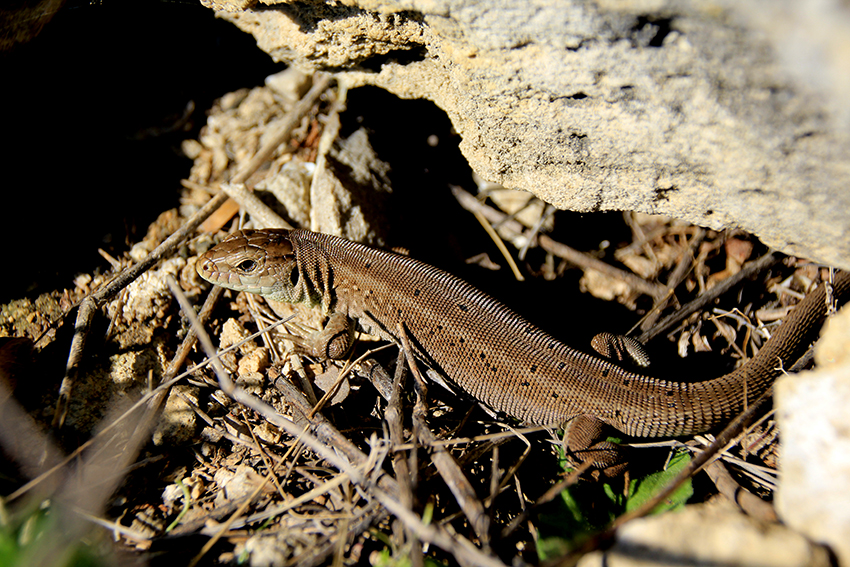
[264,232,296,261]
[289,267,300,288]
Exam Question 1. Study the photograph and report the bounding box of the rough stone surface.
[310,124,393,244]
[576,501,832,567]
[775,303,850,567]
[203,0,850,269]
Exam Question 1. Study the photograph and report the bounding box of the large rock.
[203,0,850,268]
[775,303,850,566]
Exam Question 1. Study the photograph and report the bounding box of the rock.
[202,0,850,268]
[577,501,831,567]
[310,124,393,244]
[775,302,850,566]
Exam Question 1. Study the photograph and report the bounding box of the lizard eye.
[289,267,300,288]
[236,259,256,273]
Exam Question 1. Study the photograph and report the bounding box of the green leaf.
[535,448,693,561]
[625,450,693,514]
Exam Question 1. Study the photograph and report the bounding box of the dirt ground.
[0,3,843,566]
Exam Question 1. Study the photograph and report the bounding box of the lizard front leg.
[281,312,356,360]
[564,416,632,477]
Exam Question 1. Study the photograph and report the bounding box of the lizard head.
[196,229,304,303]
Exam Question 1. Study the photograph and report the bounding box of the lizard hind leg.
[565,415,632,477]
[590,333,651,368]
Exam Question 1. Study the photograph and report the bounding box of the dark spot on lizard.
[414,289,421,297]
[551,392,559,399]
[479,352,486,360]
[530,364,537,373]
[364,261,371,269]
[602,369,609,378]
[614,409,623,418]
[622,379,630,386]
[458,304,468,312]
[459,337,465,344]
[521,381,530,387]
[557,362,566,370]
[548,342,556,349]
[436,325,443,330]
[665,390,675,396]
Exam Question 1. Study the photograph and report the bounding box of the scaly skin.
[197,229,848,446]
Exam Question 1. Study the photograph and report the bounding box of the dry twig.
[452,186,665,299]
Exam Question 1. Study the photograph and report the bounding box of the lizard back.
[198,228,849,439]
[285,230,848,437]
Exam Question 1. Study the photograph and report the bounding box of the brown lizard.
[197,228,849,466]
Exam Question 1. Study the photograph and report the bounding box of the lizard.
[196,228,850,467]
